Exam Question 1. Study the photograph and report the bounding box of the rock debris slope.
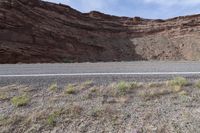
[0,0,200,63]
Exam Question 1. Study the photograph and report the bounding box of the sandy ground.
[1,78,200,133]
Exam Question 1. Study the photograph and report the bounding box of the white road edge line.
[0,72,200,77]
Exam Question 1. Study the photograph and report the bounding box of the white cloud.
[143,0,200,6]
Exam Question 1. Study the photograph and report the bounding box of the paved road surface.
[0,61,200,86]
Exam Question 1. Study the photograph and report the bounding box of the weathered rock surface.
[0,0,200,63]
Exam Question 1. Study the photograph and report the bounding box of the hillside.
[0,0,200,63]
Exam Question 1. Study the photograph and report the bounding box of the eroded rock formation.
[0,0,200,63]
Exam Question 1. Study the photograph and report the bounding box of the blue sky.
[45,0,200,19]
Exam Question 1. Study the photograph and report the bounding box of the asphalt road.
[0,61,200,86]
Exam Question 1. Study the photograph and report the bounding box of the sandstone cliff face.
[0,0,200,63]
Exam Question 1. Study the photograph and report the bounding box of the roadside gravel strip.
[1,62,200,132]
[1,77,200,132]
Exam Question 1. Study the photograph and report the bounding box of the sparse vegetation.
[80,80,93,88]
[46,109,63,126]
[116,81,131,95]
[65,84,76,94]
[48,83,58,92]
[179,90,188,96]
[2,79,200,132]
[90,108,103,118]
[0,115,7,125]
[47,113,57,126]
[168,77,188,87]
[195,80,200,89]
[11,95,29,107]
[0,115,24,127]
[139,88,172,100]
[90,87,97,93]
[148,82,162,88]
[130,81,140,89]
[0,92,8,100]
[67,105,82,116]
[173,85,182,92]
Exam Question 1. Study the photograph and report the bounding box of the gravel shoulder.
[1,77,200,133]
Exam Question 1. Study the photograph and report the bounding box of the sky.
[45,0,200,19]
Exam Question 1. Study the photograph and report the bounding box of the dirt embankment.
[1,0,200,63]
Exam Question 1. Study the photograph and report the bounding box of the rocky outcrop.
[0,0,200,63]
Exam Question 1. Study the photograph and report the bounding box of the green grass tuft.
[46,109,63,126]
[47,114,56,126]
[116,81,131,95]
[11,95,29,107]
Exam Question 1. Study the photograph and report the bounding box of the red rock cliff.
[0,0,200,63]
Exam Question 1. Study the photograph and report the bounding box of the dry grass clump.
[195,80,200,89]
[166,77,188,93]
[65,84,76,94]
[130,81,140,89]
[0,92,9,101]
[139,88,172,100]
[82,80,93,87]
[167,77,188,87]
[172,85,182,92]
[90,87,97,93]
[46,114,57,126]
[116,81,131,95]
[0,115,24,128]
[115,81,139,95]
[46,110,63,126]
[48,83,58,92]
[0,115,9,126]
[11,94,30,107]
[178,90,188,96]
[148,82,163,88]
